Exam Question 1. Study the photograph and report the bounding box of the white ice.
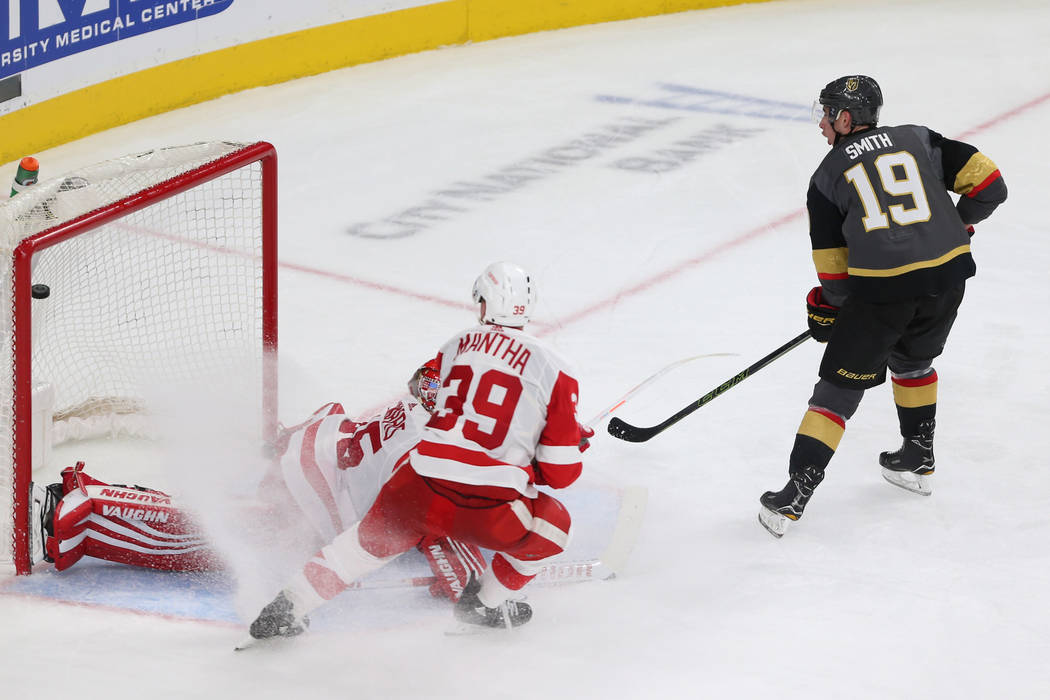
[3,0,1050,697]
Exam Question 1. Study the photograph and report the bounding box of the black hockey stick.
[607,330,812,443]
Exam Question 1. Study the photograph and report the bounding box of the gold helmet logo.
[845,77,859,92]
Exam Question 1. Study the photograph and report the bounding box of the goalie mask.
[471,261,535,328]
[408,359,441,412]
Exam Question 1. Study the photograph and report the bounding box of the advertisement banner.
[1,1,236,80]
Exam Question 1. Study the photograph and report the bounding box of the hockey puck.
[31,284,50,299]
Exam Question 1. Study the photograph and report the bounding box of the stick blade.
[597,485,648,575]
[607,416,657,443]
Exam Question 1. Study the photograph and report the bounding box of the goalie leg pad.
[46,490,93,570]
[419,536,486,602]
[47,465,219,572]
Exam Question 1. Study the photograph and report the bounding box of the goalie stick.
[607,330,812,443]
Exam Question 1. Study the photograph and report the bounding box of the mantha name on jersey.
[411,324,585,498]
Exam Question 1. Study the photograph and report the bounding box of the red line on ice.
[286,90,1047,333]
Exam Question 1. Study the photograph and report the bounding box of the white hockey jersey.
[276,398,429,542]
[411,324,585,498]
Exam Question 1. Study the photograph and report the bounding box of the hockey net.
[0,141,278,575]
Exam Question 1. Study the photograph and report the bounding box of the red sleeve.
[533,371,583,489]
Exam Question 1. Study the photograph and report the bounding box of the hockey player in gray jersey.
[759,75,1007,537]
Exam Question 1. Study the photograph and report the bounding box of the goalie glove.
[806,286,839,343]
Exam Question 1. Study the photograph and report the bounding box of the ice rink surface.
[3,0,1050,697]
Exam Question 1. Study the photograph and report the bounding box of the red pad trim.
[891,371,938,388]
[304,559,349,601]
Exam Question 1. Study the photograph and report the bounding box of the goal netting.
[0,141,278,575]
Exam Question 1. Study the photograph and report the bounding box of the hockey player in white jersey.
[34,361,485,603]
[247,261,592,639]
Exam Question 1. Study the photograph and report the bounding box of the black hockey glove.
[806,286,839,343]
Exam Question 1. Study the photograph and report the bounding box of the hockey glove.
[579,424,595,453]
[806,286,839,343]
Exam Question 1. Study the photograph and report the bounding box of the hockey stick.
[583,353,735,429]
[340,556,611,593]
[235,488,648,649]
[341,484,648,591]
[607,330,812,443]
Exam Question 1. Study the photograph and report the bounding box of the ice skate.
[758,465,825,538]
[237,591,310,649]
[449,574,532,633]
[880,419,935,496]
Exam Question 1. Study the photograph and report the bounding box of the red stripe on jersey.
[967,169,1001,197]
[533,370,586,489]
[300,418,343,534]
[817,272,849,280]
[415,440,524,469]
[892,371,938,387]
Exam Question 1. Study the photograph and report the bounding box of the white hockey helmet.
[471,261,535,327]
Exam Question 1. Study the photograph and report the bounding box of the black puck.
[31,284,50,299]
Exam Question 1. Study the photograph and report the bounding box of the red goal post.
[0,142,278,575]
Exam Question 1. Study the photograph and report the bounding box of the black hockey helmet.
[818,75,882,126]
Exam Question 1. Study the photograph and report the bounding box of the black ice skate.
[246,591,310,641]
[879,419,935,496]
[758,465,825,538]
[451,574,532,632]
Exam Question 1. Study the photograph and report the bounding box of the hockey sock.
[293,522,397,611]
[479,552,546,607]
[791,406,845,474]
[891,370,937,436]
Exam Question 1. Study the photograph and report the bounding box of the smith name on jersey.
[807,124,1006,303]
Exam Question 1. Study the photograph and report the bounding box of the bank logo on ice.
[1,0,235,79]
[597,84,811,122]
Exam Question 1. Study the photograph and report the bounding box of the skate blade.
[444,621,513,636]
[234,635,264,651]
[758,507,790,538]
[234,634,301,651]
[881,468,932,496]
